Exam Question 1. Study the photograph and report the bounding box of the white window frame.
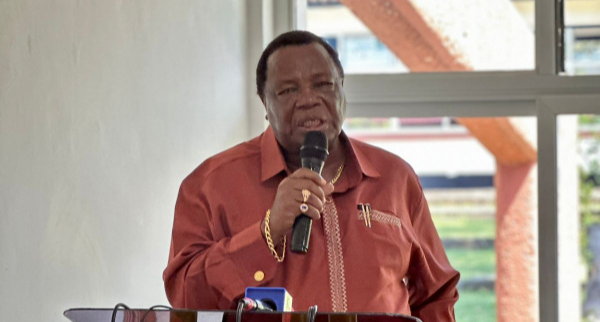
[538,94,600,322]
[248,1,600,321]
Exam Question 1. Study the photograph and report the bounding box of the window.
[557,114,600,321]
[563,1,600,75]
[306,0,535,74]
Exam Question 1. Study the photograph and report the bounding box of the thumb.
[324,182,335,196]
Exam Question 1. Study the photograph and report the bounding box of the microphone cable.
[109,303,172,322]
[140,305,172,322]
[307,305,318,322]
[236,300,244,322]
[111,303,130,322]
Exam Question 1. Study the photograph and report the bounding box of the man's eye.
[317,81,333,87]
[278,88,295,95]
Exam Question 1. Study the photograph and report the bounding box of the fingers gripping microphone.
[291,131,329,254]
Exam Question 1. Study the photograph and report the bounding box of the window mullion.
[538,97,559,322]
[536,0,559,75]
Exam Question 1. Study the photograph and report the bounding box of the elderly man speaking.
[163,30,459,322]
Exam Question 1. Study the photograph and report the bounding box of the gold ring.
[300,203,309,213]
[302,189,310,203]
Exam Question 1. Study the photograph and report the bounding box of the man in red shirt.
[163,30,459,321]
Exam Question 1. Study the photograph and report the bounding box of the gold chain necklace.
[330,163,344,185]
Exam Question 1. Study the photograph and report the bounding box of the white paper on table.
[196,311,225,322]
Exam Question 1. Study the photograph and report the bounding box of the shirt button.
[254,270,265,282]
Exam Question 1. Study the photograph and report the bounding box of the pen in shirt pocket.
[357,203,372,228]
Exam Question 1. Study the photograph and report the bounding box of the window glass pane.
[306,0,535,74]
[557,114,600,321]
[564,1,600,75]
[344,116,538,322]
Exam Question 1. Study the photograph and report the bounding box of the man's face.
[262,43,346,154]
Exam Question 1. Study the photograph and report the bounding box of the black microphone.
[291,131,329,254]
[239,297,277,311]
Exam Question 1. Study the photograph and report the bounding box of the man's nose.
[295,87,319,109]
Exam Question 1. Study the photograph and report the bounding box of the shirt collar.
[343,131,380,179]
[260,126,288,182]
[260,127,380,183]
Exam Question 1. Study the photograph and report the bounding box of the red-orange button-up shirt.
[163,127,459,321]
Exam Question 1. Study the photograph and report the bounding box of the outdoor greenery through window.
[557,114,600,321]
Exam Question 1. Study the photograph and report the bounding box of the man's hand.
[262,168,335,243]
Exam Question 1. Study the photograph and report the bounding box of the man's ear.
[260,95,269,120]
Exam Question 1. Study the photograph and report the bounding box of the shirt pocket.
[355,208,412,279]
[357,208,402,230]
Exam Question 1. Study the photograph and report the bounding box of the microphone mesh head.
[303,131,328,150]
[300,131,329,161]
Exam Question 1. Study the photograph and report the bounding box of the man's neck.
[283,137,346,183]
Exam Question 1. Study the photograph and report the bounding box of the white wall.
[0,1,251,321]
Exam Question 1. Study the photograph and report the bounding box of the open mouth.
[299,118,326,130]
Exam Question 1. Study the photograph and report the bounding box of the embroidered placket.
[322,198,348,312]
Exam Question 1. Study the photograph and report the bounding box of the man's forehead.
[266,43,336,79]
